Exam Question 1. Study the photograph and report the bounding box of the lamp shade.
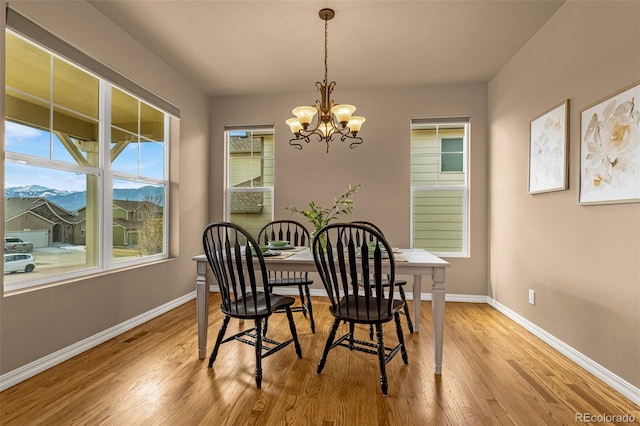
[292,106,317,126]
[286,118,303,134]
[331,104,356,125]
[318,121,332,137]
[347,116,366,133]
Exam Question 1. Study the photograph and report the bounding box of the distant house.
[229,136,266,215]
[76,200,164,247]
[112,200,163,247]
[5,198,164,249]
[4,197,84,247]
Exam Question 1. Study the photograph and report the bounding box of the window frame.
[410,118,470,258]
[224,126,275,238]
[3,11,175,292]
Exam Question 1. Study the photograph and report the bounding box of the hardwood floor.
[1,294,638,425]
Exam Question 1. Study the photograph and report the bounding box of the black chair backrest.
[350,221,386,247]
[202,222,271,317]
[312,223,396,320]
[257,220,311,247]
[351,220,383,234]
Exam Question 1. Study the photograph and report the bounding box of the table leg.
[432,267,446,375]
[412,275,422,333]
[196,259,209,359]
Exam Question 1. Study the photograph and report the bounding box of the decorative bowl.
[251,246,271,255]
[367,241,386,255]
[268,240,289,247]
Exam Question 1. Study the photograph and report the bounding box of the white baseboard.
[0,292,196,392]
[488,297,640,406]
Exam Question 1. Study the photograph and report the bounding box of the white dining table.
[192,247,450,374]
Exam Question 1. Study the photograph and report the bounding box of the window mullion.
[101,81,113,270]
[48,55,54,159]
[435,125,440,187]
[137,99,141,177]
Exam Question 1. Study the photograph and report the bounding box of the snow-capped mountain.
[5,185,164,212]
[4,185,73,199]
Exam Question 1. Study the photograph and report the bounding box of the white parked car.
[4,253,36,274]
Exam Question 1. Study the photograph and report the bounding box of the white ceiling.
[88,1,564,97]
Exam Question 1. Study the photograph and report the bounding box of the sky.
[4,121,165,192]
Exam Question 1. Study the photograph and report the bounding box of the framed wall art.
[579,81,640,205]
[528,100,569,194]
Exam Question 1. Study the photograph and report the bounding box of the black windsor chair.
[312,222,408,396]
[257,220,316,334]
[202,222,302,389]
[351,221,414,334]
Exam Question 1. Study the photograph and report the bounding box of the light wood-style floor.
[1,294,638,425]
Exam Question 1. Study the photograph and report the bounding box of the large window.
[410,118,469,257]
[225,126,274,239]
[3,14,175,292]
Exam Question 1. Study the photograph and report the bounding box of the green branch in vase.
[285,184,362,232]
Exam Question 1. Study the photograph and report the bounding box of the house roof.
[112,200,162,213]
[4,197,83,224]
[5,197,48,219]
[113,218,138,230]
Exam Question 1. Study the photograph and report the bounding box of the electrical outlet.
[528,289,535,305]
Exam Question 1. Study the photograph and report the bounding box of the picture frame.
[528,100,569,194]
[579,81,640,205]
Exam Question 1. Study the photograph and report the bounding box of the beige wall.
[210,83,489,297]
[488,1,640,387]
[0,1,210,373]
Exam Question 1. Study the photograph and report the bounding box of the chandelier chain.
[324,16,329,83]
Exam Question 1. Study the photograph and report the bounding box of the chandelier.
[286,8,366,153]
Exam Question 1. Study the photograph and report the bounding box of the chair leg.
[303,285,316,333]
[398,285,414,333]
[317,318,340,374]
[254,319,263,389]
[262,284,275,337]
[394,311,409,364]
[208,315,230,368]
[284,307,303,358]
[349,322,355,349]
[375,323,389,396]
[297,285,307,318]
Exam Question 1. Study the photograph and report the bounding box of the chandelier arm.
[343,134,364,149]
[289,137,304,150]
[289,133,313,150]
[299,115,340,138]
[327,127,346,142]
[302,127,332,140]
[316,80,336,115]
